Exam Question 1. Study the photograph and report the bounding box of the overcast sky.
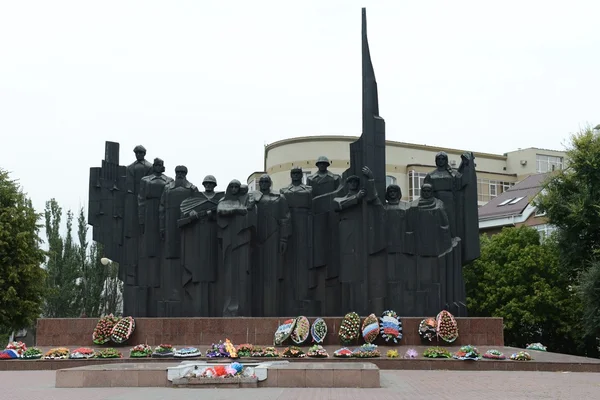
[1,0,598,235]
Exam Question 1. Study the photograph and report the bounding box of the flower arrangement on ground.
[380,310,402,343]
[5,341,27,357]
[110,316,135,344]
[482,349,506,360]
[274,318,296,345]
[236,343,254,357]
[310,318,328,343]
[0,350,19,359]
[352,344,380,358]
[404,348,418,359]
[224,339,238,358]
[333,347,353,358]
[307,345,329,358]
[291,316,310,344]
[361,313,379,344]
[338,312,361,344]
[251,346,278,357]
[96,348,122,358]
[282,346,306,358]
[44,348,70,359]
[70,347,95,359]
[436,310,459,343]
[418,318,437,342]
[152,344,175,358]
[92,314,121,345]
[510,351,532,361]
[206,341,230,358]
[130,344,153,358]
[22,347,43,360]
[423,346,452,358]
[526,343,547,352]
[453,345,481,360]
[174,347,202,358]
[386,349,399,358]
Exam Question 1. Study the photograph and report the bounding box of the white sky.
[1,0,598,231]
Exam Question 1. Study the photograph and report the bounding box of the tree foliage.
[0,169,47,332]
[464,226,584,355]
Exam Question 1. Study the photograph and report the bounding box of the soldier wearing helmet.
[306,156,341,197]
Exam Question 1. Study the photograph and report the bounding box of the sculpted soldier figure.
[252,174,291,316]
[280,167,313,314]
[217,179,256,317]
[333,166,386,315]
[307,156,342,314]
[158,165,197,316]
[179,175,224,316]
[138,158,173,316]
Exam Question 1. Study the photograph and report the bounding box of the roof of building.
[478,173,549,219]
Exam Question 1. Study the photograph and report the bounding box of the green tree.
[464,226,584,355]
[43,199,81,317]
[0,169,47,333]
[536,125,600,353]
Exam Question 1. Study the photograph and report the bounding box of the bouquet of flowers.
[224,339,238,358]
[352,344,380,358]
[307,345,329,358]
[111,316,135,344]
[70,347,95,359]
[291,316,310,344]
[387,349,399,358]
[380,310,402,343]
[404,348,418,359]
[236,344,254,357]
[510,351,532,361]
[251,346,278,357]
[44,347,70,359]
[423,346,452,358]
[482,349,506,360]
[206,341,230,358]
[333,347,353,358]
[92,314,121,345]
[526,343,547,352]
[274,319,296,345]
[282,346,306,358]
[338,312,360,344]
[174,347,202,358]
[22,347,43,360]
[130,344,152,358]
[152,344,175,358]
[96,348,122,358]
[418,318,437,342]
[5,341,27,357]
[453,345,481,361]
[310,318,328,343]
[436,310,459,343]
[361,313,380,344]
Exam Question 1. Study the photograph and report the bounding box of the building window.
[536,154,563,173]
[489,181,498,198]
[535,208,546,217]
[248,179,256,192]
[302,171,310,185]
[408,171,427,200]
[478,179,515,202]
[534,224,556,241]
[386,175,397,187]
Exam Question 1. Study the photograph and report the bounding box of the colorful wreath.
[307,345,329,358]
[380,310,402,343]
[453,345,481,360]
[44,347,70,359]
[274,318,296,345]
[251,346,279,357]
[291,316,310,344]
[282,346,306,358]
[333,347,353,358]
[352,344,380,358]
[22,347,43,360]
[526,343,547,352]
[0,350,19,359]
[423,346,452,358]
[174,347,202,358]
[236,343,254,357]
[418,317,437,342]
[338,312,361,344]
[96,348,122,358]
[362,313,380,343]
[5,341,27,357]
[111,316,135,344]
[310,318,328,343]
[152,344,175,358]
[130,344,152,358]
[70,347,95,359]
[206,341,229,358]
[510,351,532,361]
[436,310,459,343]
[482,349,506,360]
[92,314,121,345]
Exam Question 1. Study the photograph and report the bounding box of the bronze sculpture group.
[87,8,480,318]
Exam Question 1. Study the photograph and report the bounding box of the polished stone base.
[36,316,504,346]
